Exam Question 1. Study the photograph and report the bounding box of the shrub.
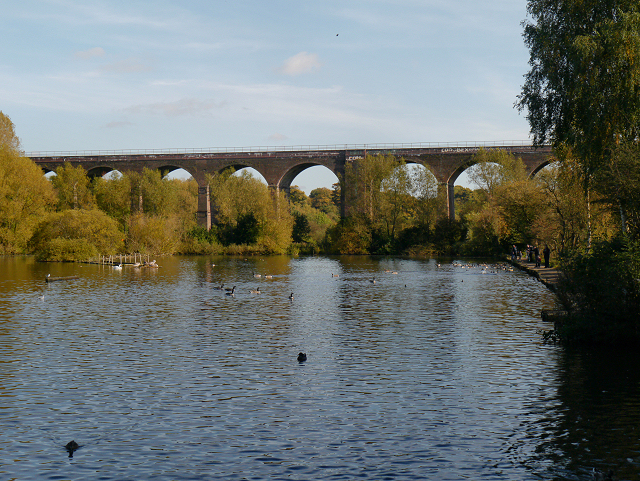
[556,236,640,345]
[37,238,98,262]
[126,213,180,255]
[29,209,123,261]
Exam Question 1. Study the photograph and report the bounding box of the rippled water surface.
[1,256,639,480]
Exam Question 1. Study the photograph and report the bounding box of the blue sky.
[1,0,533,192]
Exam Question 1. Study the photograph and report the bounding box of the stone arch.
[279,162,339,195]
[86,165,116,178]
[276,161,323,192]
[232,166,268,184]
[157,164,192,179]
[529,159,553,177]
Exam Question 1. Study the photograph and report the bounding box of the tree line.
[0,109,613,264]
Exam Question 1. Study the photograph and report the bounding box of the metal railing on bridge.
[27,140,538,158]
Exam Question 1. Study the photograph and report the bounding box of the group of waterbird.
[208,261,524,301]
[450,261,514,274]
[210,277,292,300]
[113,260,158,270]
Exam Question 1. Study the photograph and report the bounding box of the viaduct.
[29,142,553,229]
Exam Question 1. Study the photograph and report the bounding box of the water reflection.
[0,256,637,480]
[514,348,640,480]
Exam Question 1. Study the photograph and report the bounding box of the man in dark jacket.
[543,245,551,268]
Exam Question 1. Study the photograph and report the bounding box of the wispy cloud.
[74,47,105,60]
[277,52,321,76]
[123,98,226,117]
[268,133,288,141]
[100,57,154,74]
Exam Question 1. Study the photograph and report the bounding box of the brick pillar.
[268,185,281,219]
[197,183,211,230]
[446,181,455,220]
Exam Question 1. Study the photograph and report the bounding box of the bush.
[556,236,640,345]
[179,236,223,255]
[326,216,371,254]
[37,238,98,262]
[29,209,124,261]
[126,214,180,255]
[434,218,467,255]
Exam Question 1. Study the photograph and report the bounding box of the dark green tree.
[292,212,311,243]
[234,212,260,245]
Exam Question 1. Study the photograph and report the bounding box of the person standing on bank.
[543,245,551,268]
[534,245,541,267]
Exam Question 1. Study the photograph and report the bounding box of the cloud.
[268,133,288,142]
[101,57,154,74]
[74,47,105,60]
[278,52,321,76]
[124,98,226,117]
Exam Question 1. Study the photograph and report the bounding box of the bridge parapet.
[27,140,538,158]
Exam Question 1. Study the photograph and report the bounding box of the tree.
[206,168,293,253]
[602,141,640,238]
[234,212,260,244]
[463,149,546,252]
[51,163,94,210]
[93,172,131,226]
[288,185,308,207]
[0,146,56,253]
[517,1,640,238]
[380,162,414,243]
[292,212,311,243]
[343,154,396,220]
[410,164,440,229]
[133,168,179,216]
[0,111,21,152]
[467,148,528,195]
[309,187,336,214]
[536,161,590,255]
[29,209,124,261]
[126,213,180,254]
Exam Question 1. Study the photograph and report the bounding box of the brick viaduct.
[30,143,553,229]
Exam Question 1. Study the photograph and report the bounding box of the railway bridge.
[29,142,553,229]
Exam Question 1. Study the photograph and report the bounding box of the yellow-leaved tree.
[0,113,56,253]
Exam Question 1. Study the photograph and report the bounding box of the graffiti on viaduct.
[30,143,553,229]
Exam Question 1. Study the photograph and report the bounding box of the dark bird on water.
[65,440,79,457]
[289,292,294,300]
[297,352,307,362]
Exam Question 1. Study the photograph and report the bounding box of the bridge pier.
[197,183,211,230]
[446,181,456,220]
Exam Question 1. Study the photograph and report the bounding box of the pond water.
[1,255,639,480]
